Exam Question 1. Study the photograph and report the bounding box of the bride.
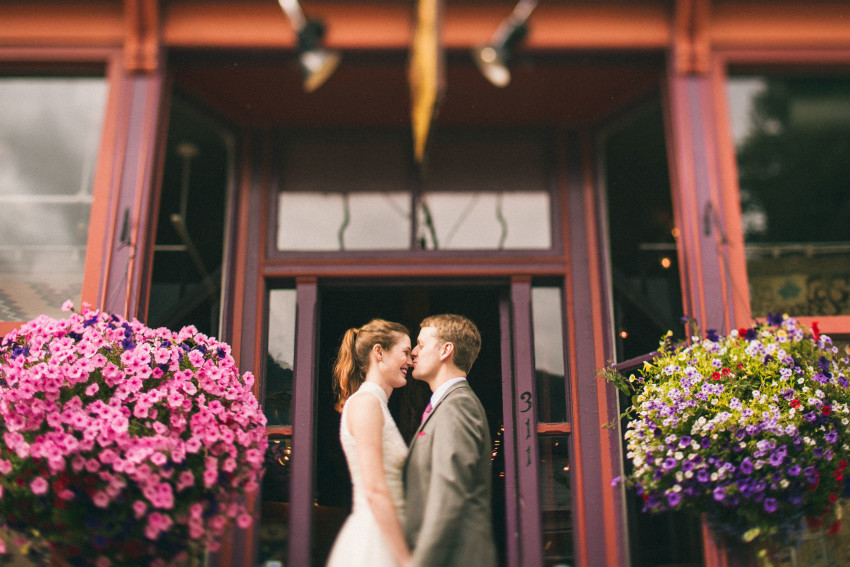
[325,319,413,567]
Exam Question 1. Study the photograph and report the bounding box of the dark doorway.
[311,283,507,566]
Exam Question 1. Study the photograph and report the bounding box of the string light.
[660,256,672,269]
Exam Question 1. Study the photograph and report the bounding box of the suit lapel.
[408,381,469,448]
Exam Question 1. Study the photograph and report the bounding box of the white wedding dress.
[326,381,409,567]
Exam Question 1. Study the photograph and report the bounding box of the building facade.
[1,1,850,566]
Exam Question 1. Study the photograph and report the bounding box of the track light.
[471,0,538,88]
[278,0,341,92]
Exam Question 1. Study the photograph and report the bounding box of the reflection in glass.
[418,133,551,250]
[601,102,683,361]
[276,131,410,251]
[539,435,573,567]
[417,191,551,250]
[266,289,296,426]
[727,75,850,317]
[258,436,292,566]
[532,287,567,423]
[278,191,410,251]
[0,77,107,320]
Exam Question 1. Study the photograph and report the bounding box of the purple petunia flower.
[826,431,839,443]
[788,465,802,476]
[767,313,783,326]
[764,497,778,513]
[667,492,681,507]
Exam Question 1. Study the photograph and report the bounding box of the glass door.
[259,279,573,567]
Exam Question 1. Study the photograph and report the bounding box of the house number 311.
[519,391,532,466]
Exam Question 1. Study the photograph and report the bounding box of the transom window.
[274,129,553,253]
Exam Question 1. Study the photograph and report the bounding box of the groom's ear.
[439,342,454,362]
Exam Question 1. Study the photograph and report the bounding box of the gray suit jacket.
[403,381,497,567]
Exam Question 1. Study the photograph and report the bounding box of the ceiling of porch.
[170,50,665,128]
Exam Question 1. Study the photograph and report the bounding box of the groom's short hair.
[420,314,481,373]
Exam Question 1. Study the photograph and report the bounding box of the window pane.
[277,191,410,251]
[539,435,573,567]
[258,436,292,566]
[0,77,107,320]
[276,132,410,251]
[532,287,567,423]
[418,133,552,250]
[727,75,850,317]
[267,289,296,426]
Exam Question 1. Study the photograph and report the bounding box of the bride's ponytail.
[333,328,360,412]
[332,319,409,412]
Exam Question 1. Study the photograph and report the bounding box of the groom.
[404,313,497,566]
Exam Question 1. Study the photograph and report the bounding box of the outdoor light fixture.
[278,0,341,92]
[471,0,538,88]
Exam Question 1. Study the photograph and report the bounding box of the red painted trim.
[229,137,254,364]
[161,1,671,50]
[0,3,124,46]
[537,423,571,435]
[580,133,624,567]
[124,72,165,319]
[499,292,520,567]
[0,322,21,337]
[288,279,319,567]
[262,264,567,280]
[710,3,850,49]
[123,0,160,73]
[709,55,752,330]
[265,425,293,437]
[137,76,175,323]
[510,277,545,567]
[559,135,589,567]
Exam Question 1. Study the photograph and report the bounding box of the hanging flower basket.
[0,303,268,566]
[603,314,850,553]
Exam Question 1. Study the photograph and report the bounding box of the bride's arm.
[346,394,413,567]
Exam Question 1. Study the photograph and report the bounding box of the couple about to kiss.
[325,314,497,567]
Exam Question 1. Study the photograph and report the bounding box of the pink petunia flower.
[30,477,48,495]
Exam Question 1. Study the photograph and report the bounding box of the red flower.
[829,492,838,503]
[813,321,821,341]
[712,372,721,380]
[791,399,801,409]
[839,460,847,472]
[828,521,842,536]
[823,405,832,416]
[807,516,825,529]
[836,471,844,482]
[722,367,731,375]
[738,328,748,337]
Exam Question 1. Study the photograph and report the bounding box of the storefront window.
[0,76,107,321]
[727,74,850,317]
